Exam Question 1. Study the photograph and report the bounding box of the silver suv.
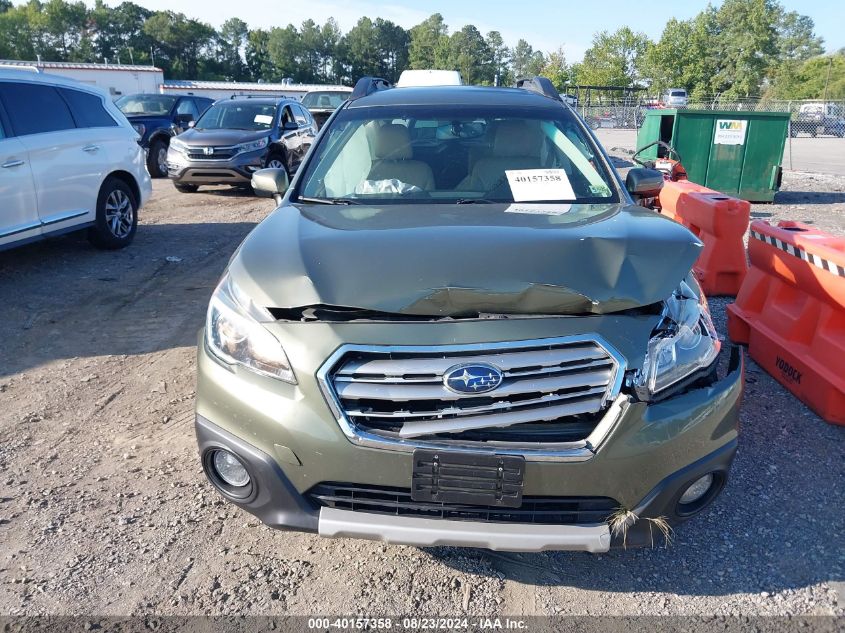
[166,97,317,193]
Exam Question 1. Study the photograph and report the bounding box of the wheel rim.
[105,189,134,239]
[267,158,284,169]
[157,147,168,174]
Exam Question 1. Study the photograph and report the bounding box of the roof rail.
[350,76,391,101]
[515,76,562,102]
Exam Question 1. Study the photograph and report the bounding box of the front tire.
[265,152,288,172]
[147,138,169,178]
[87,177,138,250]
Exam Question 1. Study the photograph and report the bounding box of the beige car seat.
[458,120,544,191]
[367,124,435,191]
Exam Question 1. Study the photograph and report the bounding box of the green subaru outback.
[194,77,743,552]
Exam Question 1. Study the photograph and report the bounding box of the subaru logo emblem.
[203,146,213,155]
[443,363,503,394]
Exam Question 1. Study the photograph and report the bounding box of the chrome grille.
[319,337,624,450]
[186,145,237,160]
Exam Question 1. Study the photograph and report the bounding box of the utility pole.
[822,55,833,103]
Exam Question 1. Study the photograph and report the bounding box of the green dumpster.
[636,109,790,202]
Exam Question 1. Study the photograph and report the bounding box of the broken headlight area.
[206,273,297,384]
[634,281,721,400]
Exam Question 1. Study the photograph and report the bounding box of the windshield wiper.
[296,196,361,205]
[455,198,498,204]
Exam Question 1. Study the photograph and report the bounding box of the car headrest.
[372,123,413,160]
[493,120,542,158]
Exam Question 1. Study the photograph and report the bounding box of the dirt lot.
[1,169,844,618]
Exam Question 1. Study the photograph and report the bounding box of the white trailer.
[161,79,351,102]
[0,59,163,98]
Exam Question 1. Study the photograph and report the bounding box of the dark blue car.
[116,93,214,177]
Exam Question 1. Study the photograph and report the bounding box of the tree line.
[0,0,842,100]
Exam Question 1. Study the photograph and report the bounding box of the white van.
[396,70,463,88]
[0,69,152,251]
[662,88,689,107]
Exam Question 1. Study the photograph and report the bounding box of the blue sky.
[82,0,844,61]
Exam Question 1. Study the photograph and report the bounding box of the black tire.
[87,177,138,250]
[146,137,169,178]
[173,182,199,193]
[265,151,288,173]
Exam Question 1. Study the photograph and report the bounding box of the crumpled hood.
[229,203,703,316]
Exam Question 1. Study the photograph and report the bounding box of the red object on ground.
[656,178,751,296]
[727,220,845,426]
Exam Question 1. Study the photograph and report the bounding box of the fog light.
[212,450,250,487]
[679,473,714,505]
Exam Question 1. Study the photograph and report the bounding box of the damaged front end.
[632,279,722,402]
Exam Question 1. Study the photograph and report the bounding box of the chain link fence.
[578,100,845,137]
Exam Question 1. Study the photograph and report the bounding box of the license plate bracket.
[411,450,525,508]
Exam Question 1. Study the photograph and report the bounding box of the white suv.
[0,69,152,251]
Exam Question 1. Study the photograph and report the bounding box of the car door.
[0,81,103,232]
[0,102,39,248]
[279,105,302,171]
[294,104,316,158]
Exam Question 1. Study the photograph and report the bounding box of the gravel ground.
[0,170,843,618]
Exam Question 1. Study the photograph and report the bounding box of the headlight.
[132,123,145,136]
[237,137,269,153]
[205,274,296,383]
[638,281,720,394]
[169,138,188,153]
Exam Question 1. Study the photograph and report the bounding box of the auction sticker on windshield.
[506,169,576,202]
[254,114,273,125]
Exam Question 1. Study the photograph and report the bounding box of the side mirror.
[251,168,289,205]
[174,113,194,124]
[625,168,664,200]
[282,120,299,131]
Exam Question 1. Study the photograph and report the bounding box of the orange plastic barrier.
[727,220,845,426]
[657,178,751,296]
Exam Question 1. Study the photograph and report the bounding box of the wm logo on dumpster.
[718,121,744,130]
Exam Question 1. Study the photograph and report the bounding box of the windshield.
[195,102,278,131]
[116,94,177,116]
[669,90,687,97]
[301,91,350,109]
[296,105,619,204]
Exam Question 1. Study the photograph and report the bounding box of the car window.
[0,82,76,136]
[301,91,350,109]
[195,102,278,131]
[197,99,213,114]
[59,88,118,128]
[293,104,308,126]
[176,98,199,119]
[115,94,177,115]
[297,105,619,205]
[282,106,296,128]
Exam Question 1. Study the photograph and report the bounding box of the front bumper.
[194,327,744,551]
[166,148,268,185]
